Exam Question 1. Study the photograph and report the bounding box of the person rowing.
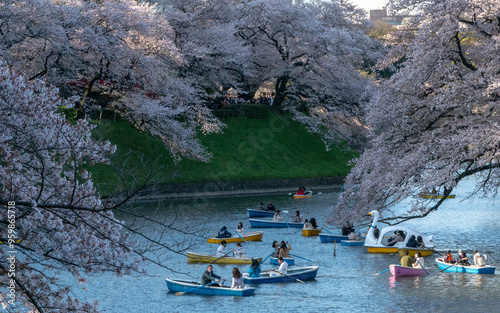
[272,210,282,222]
[270,257,288,276]
[216,240,232,257]
[201,265,226,287]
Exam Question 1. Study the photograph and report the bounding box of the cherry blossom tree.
[0,64,202,311]
[156,0,253,100]
[333,0,500,225]
[234,0,379,146]
[0,0,223,161]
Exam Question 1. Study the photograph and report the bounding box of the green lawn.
[89,108,357,195]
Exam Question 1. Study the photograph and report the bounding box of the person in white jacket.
[473,250,487,267]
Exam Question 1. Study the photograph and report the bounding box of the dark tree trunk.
[274,74,289,107]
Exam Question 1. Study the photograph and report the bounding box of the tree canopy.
[333,0,500,226]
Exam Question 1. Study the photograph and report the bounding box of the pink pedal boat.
[389,264,429,277]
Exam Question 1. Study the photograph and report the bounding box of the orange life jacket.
[444,254,453,262]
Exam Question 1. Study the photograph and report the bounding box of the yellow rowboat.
[207,231,264,244]
[366,246,398,254]
[186,251,262,264]
[293,191,312,199]
[418,193,456,199]
[397,247,434,257]
[301,228,322,236]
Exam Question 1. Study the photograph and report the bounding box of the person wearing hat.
[444,250,454,263]
[456,249,470,266]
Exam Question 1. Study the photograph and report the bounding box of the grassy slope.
[90,110,357,194]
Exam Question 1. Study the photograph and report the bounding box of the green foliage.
[89,112,357,195]
[212,104,270,119]
[56,106,77,120]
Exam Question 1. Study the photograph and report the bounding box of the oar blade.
[175,291,185,296]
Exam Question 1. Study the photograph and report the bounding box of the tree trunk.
[274,74,289,107]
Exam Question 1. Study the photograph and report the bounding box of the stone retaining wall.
[130,176,344,200]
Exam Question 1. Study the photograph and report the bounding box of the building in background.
[370,9,407,26]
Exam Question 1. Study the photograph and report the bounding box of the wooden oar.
[261,250,276,264]
[375,268,391,275]
[212,251,232,264]
[422,246,442,256]
[272,270,305,283]
[440,262,457,272]
[319,226,333,234]
[235,232,246,243]
[290,253,313,262]
[175,282,216,296]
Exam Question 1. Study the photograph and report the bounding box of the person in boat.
[231,267,244,289]
[473,250,488,267]
[248,259,261,278]
[416,235,425,247]
[309,218,318,229]
[387,230,404,246]
[456,250,470,266]
[277,241,292,258]
[267,201,276,211]
[400,250,414,267]
[406,235,418,248]
[443,250,454,263]
[412,251,425,268]
[292,210,303,223]
[348,231,360,241]
[270,240,279,257]
[217,226,232,238]
[296,187,305,195]
[236,222,244,234]
[201,265,225,287]
[303,219,312,230]
[270,257,288,276]
[272,210,282,222]
[373,225,380,239]
[341,220,354,236]
[257,201,265,210]
[216,240,231,257]
[234,242,247,258]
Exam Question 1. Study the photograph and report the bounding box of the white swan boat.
[364,210,436,253]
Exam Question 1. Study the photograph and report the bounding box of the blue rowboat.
[249,219,303,228]
[247,209,275,218]
[269,257,295,265]
[341,240,365,246]
[243,266,319,284]
[435,258,496,274]
[165,278,255,296]
[319,233,348,243]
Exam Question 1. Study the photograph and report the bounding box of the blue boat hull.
[249,219,304,228]
[165,278,255,296]
[270,257,295,265]
[247,209,275,218]
[319,234,348,243]
[243,266,318,284]
[341,240,364,246]
[435,258,496,274]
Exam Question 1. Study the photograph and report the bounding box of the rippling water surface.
[78,178,499,312]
